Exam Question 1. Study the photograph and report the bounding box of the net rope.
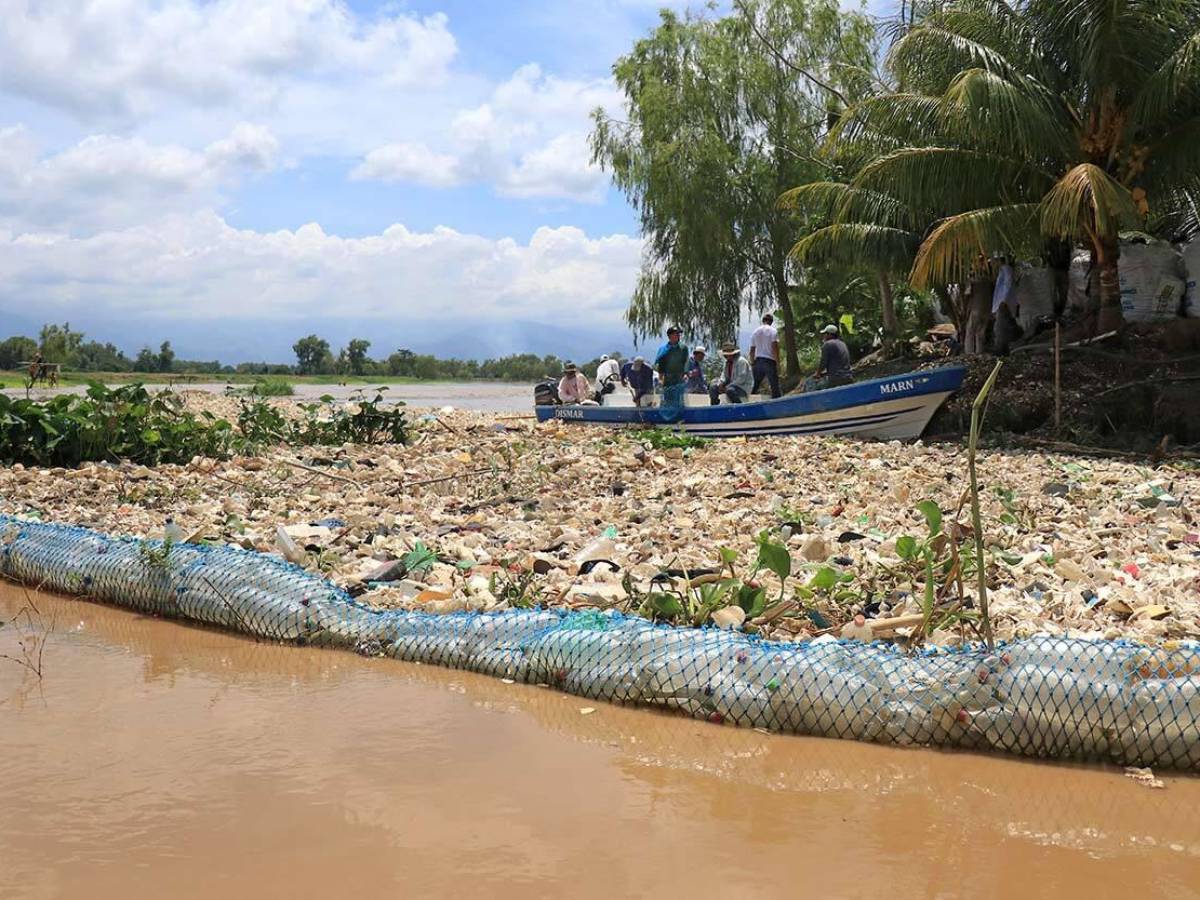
[3,513,1198,770]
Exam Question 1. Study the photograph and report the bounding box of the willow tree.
[591,0,874,376]
[826,0,1200,334]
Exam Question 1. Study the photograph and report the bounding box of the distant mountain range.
[1,310,652,366]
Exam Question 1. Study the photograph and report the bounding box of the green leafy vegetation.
[624,428,709,451]
[0,383,237,467]
[244,378,295,397]
[0,382,407,468]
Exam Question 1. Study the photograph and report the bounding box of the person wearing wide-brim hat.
[557,360,591,405]
[709,341,753,405]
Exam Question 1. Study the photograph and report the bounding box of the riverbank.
[2,394,1195,645]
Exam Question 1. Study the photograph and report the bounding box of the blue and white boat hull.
[534,366,966,440]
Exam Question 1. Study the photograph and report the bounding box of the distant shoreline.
[0,370,539,388]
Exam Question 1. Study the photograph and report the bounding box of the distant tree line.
[292,334,618,381]
[0,323,616,382]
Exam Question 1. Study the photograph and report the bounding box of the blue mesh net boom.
[3,513,1198,770]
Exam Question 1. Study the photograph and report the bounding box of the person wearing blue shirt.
[654,325,689,413]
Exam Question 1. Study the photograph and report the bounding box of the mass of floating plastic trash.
[2,513,1198,770]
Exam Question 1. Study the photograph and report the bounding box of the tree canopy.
[806,0,1200,336]
[592,0,875,375]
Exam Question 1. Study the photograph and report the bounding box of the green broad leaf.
[141,428,161,444]
[838,313,856,335]
[756,538,791,581]
[1001,553,1023,566]
[736,584,767,618]
[896,535,919,560]
[808,566,839,590]
[718,546,738,565]
[648,593,684,617]
[916,500,942,535]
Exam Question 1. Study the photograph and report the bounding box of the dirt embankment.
[853,320,1200,452]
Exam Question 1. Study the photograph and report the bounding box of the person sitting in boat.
[557,362,591,404]
[685,346,708,394]
[625,356,654,406]
[709,342,753,405]
[654,325,689,410]
[595,354,620,389]
[804,325,854,391]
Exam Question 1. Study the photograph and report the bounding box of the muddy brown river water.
[2,584,1199,900]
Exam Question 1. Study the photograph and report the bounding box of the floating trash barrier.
[3,513,1198,770]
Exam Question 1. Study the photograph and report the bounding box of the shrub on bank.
[0,382,407,468]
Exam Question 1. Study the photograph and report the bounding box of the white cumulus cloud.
[0,123,280,233]
[354,63,622,202]
[0,0,458,121]
[0,212,643,326]
[350,142,462,188]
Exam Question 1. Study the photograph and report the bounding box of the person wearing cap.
[749,313,782,398]
[805,325,854,391]
[623,355,654,406]
[595,353,621,399]
[709,342,753,405]
[685,346,709,394]
[596,354,620,385]
[654,326,689,411]
[557,361,591,404]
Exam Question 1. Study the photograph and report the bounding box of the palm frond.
[941,67,1075,162]
[1040,163,1140,242]
[888,25,1026,94]
[790,223,920,274]
[1129,26,1200,132]
[778,182,917,230]
[855,147,1053,218]
[910,204,1040,288]
[935,2,1062,91]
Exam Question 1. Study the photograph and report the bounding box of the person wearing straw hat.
[557,361,591,404]
[709,342,753,405]
[685,345,709,394]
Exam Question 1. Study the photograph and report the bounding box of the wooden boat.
[534,365,966,440]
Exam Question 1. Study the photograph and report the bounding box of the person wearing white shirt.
[595,354,621,397]
[748,313,781,398]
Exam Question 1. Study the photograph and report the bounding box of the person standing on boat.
[749,314,782,398]
[805,325,854,391]
[654,326,689,411]
[685,346,708,394]
[557,362,591,404]
[709,342,753,404]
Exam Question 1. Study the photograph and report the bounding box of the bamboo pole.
[968,360,1003,651]
[1054,320,1062,433]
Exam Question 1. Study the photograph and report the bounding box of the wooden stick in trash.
[279,458,360,485]
[839,613,928,638]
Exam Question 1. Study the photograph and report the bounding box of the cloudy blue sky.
[0,0,893,363]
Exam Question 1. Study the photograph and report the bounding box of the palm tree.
[780,180,925,340]
[816,0,1200,334]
